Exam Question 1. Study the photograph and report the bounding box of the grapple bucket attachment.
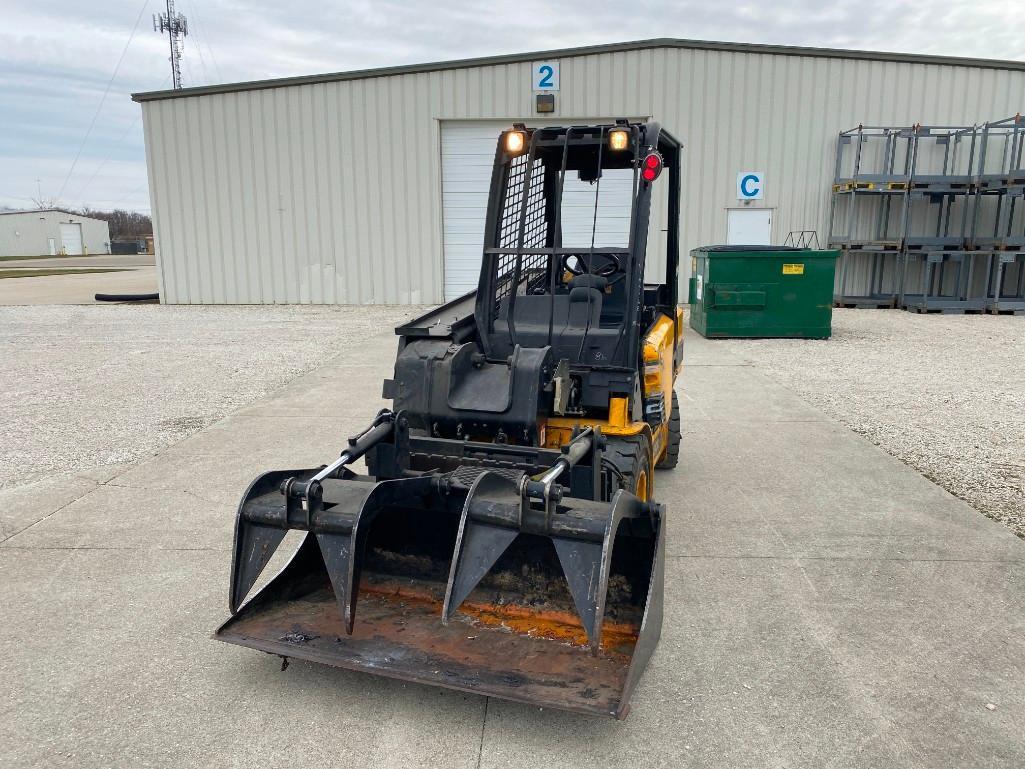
[216,466,665,719]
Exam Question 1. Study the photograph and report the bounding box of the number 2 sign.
[533,61,560,91]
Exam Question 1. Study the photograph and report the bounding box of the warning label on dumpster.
[782,263,805,275]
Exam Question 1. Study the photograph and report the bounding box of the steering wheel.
[561,253,622,278]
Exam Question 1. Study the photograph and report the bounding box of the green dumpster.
[688,245,839,339]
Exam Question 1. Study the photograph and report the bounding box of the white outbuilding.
[0,209,111,257]
[133,38,1025,305]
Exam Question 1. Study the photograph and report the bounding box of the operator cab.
[475,121,680,377]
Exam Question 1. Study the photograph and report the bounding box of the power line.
[55,0,152,202]
[71,114,141,205]
[112,179,153,211]
[189,23,211,83]
[72,73,173,205]
[176,1,208,83]
[181,0,223,82]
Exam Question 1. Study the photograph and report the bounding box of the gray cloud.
[2,0,1023,213]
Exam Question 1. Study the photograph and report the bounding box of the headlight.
[608,128,629,151]
[504,130,526,154]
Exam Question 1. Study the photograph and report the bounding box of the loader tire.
[656,390,681,470]
[604,435,653,502]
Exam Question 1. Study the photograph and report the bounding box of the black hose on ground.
[94,293,160,303]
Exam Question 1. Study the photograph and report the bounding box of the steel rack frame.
[903,125,977,252]
[899,250,990,314]
[987,250,1025,314]
[968,116,1025,252]
[828,126,916,306]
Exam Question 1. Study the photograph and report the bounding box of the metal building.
[133,38,1025,305]
[0,209,111,258]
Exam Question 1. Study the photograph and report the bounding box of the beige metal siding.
[141,47,1025,304]
[0,211,110,257]
[0,213,49,256]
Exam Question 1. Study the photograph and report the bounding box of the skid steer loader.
[215,121,684,719]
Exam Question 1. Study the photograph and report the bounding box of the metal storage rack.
[900,251,989,313]
[828,117,1025,314]
[968,115,1025,251]
[900,125,989,313]
[828,126,914,307]
[966,116,1025,313]
[988,251,1025,314]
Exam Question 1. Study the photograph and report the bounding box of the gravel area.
[722,308,1025,539]
[5,303,1021,540]
[0,304,422,490]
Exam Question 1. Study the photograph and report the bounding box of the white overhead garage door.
[59,222,83,255]
[441,121,635,301]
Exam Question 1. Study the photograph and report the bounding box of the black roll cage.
[473,120,682,372]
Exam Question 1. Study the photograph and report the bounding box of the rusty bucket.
[215,466,665,719]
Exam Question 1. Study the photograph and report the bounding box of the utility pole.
[153,0,188,90]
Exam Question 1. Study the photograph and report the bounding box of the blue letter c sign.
[740,174,761,198]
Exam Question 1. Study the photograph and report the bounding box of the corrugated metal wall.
[141,46,1025,304]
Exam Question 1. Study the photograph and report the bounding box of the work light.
[609,128,629,151]
[504,130,526,154]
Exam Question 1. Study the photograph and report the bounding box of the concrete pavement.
[0,265,157,304]
[2,325,1023,768]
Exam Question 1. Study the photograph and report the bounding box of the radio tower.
[153,0,188,89]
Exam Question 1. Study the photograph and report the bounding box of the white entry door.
[60,222,83,255]
[726,208,772,246]
[440,120,635,301]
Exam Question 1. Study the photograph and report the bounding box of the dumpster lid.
[693,244,806,253]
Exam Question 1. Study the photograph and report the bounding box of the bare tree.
[75,208,153,239]
[32,196,62,210]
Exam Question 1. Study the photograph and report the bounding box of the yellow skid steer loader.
[216,121,684,719]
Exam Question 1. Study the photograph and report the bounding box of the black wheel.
[603,435,653,502]
[657,390,681,469]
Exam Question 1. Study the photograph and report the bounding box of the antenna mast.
[153,0,188,89]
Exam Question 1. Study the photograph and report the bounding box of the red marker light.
[641,152,662,182]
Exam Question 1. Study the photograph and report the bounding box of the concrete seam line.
[100,480,231,509]
[475,697,489,769]
[665,554,1025,564]
[0,545,230,552]
[0,479,102,544]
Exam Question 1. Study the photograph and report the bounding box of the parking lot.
[1,304,1022,768]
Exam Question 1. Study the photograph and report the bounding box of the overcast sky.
[2,0,1024,214]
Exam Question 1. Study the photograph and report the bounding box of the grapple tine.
[230,521,287,614]
[443,522,518,624]
[304,479,375,635]
[317,476,438,633]
[229,469,310,614]
[315,533,358,633]
[551,489,634,654]
[551,538,604,650]
[442,472,521,623]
